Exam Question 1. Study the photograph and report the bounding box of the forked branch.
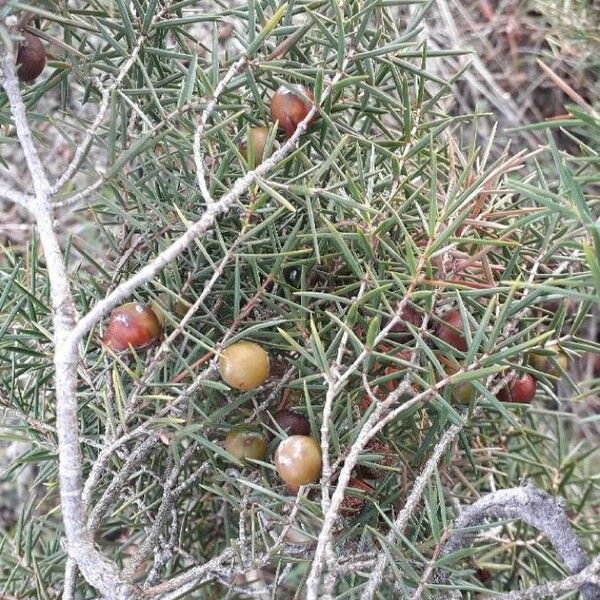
[435,482,600,600]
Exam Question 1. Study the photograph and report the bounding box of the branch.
[122,444,196,581]
[59,44,353,396]
[320,280,368,508]
[128,202,260,408]
[435,482,600,600]
[304,144,550,596]
[144,547,236,599]
[480,556,600,600]
[87,434,159,532]
[64,88,312,347]
[1,49,135,599]
[305,221,440,599]
[0,59,50,196]
[193,55,247,205]
[0,181,30,207]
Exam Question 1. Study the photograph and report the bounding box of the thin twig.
[193,55,247,205]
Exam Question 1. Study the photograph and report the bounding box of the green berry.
[219,341,270,391]
[225,427,267,462]
[529,350,568,377]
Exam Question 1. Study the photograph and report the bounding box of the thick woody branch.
[0,57,50,195]
[435,482,600,600]
[1,50,134,599]
[480,556,600,600]
[144,547,236,599]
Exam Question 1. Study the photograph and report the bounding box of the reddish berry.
[497,373,536,404]
[103,302,162,351]
[436,309,468,352]
[475,568,492,584]
[270,85,315,138]
[16,32,46,83]
[384,304,422,337]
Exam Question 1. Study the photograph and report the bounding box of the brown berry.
[16,32,46,83]
[436,309,468,352]
[529,350,568,377]
[225,427,267,463]
[274,435,321,493]
[270,85,315,138]
[273,410,311,436]
[103,302,162,351]
[219,341,270,391]
[475,568,492,584]
[497,373,536,404]
[239,127,270,165]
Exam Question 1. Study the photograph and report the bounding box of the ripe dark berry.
[103,302,162,351]
[497,373,536,404]
[16,32,46,83]
[529,350,568,377]
[270,85,315,138]
[384,304,422,337]
[225,427,267,462]
[436,309,468,352]
[219,341,270,391]
[239,127,270,165]
[475,568,492,584]
[274,435,321,493]
[273,410,311,436]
